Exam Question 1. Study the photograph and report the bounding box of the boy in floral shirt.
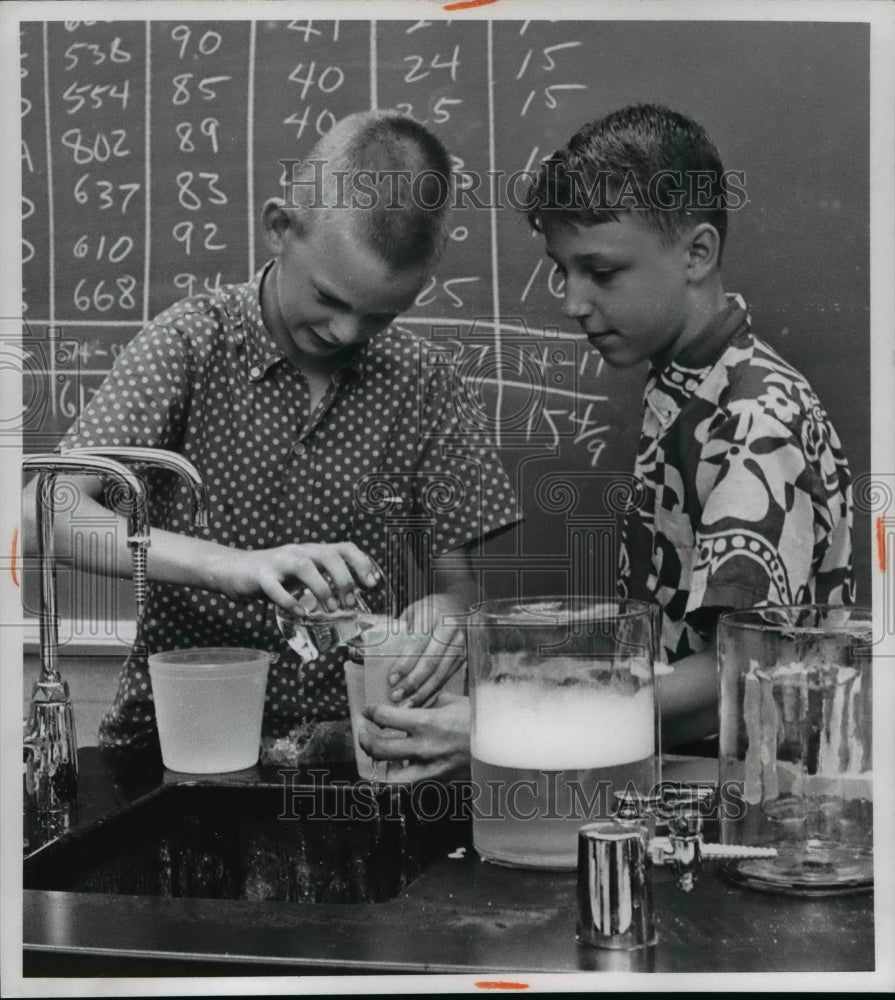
[525,104,853,745]
[364,104,852,770]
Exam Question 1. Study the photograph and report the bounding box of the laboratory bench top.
[22,745,875,979]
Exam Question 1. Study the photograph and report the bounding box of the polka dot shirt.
[62,262,520,749]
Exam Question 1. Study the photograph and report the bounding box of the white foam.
[472,677,655,769]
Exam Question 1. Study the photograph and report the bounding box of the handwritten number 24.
[403,47,460,84]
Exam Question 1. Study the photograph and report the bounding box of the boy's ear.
[262,198,293,252]
[684,223,722,281]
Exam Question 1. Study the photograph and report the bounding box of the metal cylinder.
[577,820,656,950]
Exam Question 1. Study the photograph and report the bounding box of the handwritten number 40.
[288,62,345,100]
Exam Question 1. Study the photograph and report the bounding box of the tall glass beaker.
[718,604,873,894]
[467,597,660,870]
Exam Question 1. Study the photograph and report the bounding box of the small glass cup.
[343,620,418,781]
[274,561,395,664]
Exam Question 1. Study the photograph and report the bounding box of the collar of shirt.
[643,292,751,430]
[230,260,367,385]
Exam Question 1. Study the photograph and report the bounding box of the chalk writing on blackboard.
[21,19,617,475]
[19,19,871,607]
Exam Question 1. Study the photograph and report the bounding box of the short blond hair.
[284,110,453,270]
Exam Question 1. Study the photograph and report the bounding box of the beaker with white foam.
[466,597,661,869]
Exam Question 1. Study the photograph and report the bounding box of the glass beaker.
[344,620,416,781]
[718,604,873,894]
[274,563,395,664]
[467,597,660,870]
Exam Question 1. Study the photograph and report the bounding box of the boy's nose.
[561,276,593,321]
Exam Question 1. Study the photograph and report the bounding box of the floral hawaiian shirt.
[618,295,853,663]
[62,262,520,749]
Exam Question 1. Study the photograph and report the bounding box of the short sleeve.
[687,399,852,615]
[410,354,521,556]
[61,322,193,452]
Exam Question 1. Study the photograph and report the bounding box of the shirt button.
[249,365,261,378]
[294,443,306,457]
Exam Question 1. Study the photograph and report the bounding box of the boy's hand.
[386,596,466,706]
[360,692,470,782]
[208,541,381,614]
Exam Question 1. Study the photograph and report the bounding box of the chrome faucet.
[65,447,209,628]
[22,453,151,844]
[70,446,209,529]
[613,787,778,891]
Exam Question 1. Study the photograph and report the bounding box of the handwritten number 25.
[395,97,462,126]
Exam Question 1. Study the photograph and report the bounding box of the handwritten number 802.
[61,128,130,164]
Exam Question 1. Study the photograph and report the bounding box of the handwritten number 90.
[171,24,222,60]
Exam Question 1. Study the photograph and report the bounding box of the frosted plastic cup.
[343,620,418,781]
[148,647,270,773]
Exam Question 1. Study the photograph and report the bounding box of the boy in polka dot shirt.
[363,104,853,775]
[42,111,519,755]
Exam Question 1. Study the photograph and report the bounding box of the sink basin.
[24,780,467,904]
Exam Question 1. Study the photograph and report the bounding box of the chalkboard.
[19,17,872,623]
